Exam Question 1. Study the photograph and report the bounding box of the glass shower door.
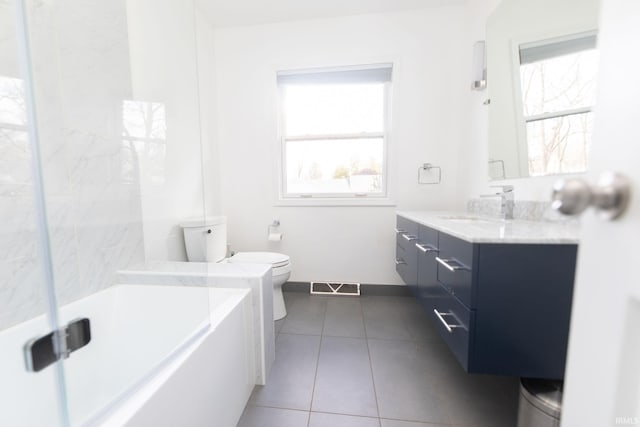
[2,0,213,425]
[0,0,69,425]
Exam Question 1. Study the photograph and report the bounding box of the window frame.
[510,31,598,177]
[519,32,597,128]
[275,65,394,206]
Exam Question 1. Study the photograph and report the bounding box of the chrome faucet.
[480,185,515,220]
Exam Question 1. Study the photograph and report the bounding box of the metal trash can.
[517,378,563,427]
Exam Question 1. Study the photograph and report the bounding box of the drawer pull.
[402,234,418,241]
[435,256,469,272]
[433,309,464,333]
[415,243,438,253]
[395,258,406,265]
[394,228,407,234]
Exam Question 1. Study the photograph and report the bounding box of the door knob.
[551,172,631,220]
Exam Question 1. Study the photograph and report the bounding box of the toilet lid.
[229,252,290,268]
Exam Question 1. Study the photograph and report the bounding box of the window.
[518,33,598,176]
[0,76,30,189]
[121,100,167,185]
[277,64,392,202]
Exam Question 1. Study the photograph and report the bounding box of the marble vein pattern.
[0,0,145,330]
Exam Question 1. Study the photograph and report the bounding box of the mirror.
[486,0,601,180]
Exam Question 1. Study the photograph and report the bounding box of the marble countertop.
[397,211,580,244]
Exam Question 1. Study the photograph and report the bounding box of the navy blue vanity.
[396,212,578,379]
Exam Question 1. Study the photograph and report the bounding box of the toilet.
[180,216,291,320]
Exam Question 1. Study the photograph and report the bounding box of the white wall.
[214,6,468,285]
[458,0,500,201]
[195,10,223,219]
[126,0,213,262]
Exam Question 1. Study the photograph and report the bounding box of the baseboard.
[282,281,411,297]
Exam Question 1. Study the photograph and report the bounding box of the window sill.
[274,197,396,207]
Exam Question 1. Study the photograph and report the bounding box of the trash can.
[517,378,563,427]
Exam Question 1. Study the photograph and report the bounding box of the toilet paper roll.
[268,232,283,242]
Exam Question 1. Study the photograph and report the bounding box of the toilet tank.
[180,216,227,262]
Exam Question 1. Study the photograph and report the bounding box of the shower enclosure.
[0,0,216,424]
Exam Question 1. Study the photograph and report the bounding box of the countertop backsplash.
[467,199,579,223]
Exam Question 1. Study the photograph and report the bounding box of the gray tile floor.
[237,292,519,427]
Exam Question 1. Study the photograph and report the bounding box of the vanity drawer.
[430,284,473,370]
[396,216,419,250]
[395,244,417,288]
[416,225,439,300]
[436,233,476,308]
[418,225,438,249]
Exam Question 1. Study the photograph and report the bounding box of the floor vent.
[310,282,360,296]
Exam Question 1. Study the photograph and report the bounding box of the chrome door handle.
[395,258,406,265]
[402,234,418,241]
[415,243,438,253]
[394,228,407,234]
[433,309,463,333]
[551,172,631,220]
[435,257,469,272]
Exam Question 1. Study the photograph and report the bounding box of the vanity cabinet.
[395,216,419,294]
[396,215,578,379]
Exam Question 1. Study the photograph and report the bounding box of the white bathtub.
[0,284,256,427]
[117,261,275,386]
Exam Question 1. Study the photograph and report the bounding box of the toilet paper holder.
[267,220,282,241]
[268,220,280,234]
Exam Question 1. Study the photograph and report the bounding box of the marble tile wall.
[0,0,145,330]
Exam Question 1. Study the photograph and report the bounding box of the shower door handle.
[24,318,92,372]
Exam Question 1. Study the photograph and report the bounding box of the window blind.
[519,33,597,65]
[277,63,393,85]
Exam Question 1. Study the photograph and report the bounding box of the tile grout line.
[361,298,382,425]
[277,331,433,342]
[307,295,328,427]
[396,299,457,426]
[308,409,384,420]
[250,295,469,427]
[270,295,510,427]
[277,331,322,337]
[248,403,309,412]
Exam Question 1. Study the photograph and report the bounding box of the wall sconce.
[471,40,487,90]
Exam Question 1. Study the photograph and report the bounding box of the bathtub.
[117,261,275,386]
[0,284,255,427]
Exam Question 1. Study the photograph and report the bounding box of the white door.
[561,1,640,426]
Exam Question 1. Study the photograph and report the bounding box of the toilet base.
[273,283,287,320]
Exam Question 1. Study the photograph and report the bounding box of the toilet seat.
[229,252,290,268]
[272,263,292,276]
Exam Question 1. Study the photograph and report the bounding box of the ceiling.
[197,0,466,28]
